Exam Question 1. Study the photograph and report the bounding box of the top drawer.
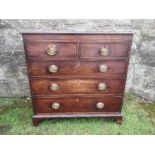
[80,43,130,59]
[24,42,77,60]
[22,33,133,60]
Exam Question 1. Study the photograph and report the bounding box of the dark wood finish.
[32,112,123,126]
[33,112,123,118]
[22,33,133,43]
[116,116,123,125]
[80,43,130,59]
[30,79,125,95]
[32,118,42,126]
[25,42,77,59]
[29,60,128,77]
[22,32,133,126]
[34,96,122,113]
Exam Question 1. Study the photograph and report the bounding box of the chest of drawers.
[22,32,133,126]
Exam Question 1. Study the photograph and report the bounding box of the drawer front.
[31,79,125,95]
[80,43,130,59]
[34,96,122,113]
[25,42,77,59]
[29,60,127,77]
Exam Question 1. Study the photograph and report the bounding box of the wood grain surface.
[22,32,133,125]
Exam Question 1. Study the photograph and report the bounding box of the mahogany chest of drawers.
[22,32,133,126]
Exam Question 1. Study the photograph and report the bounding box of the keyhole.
[77,79,80,85]
[77,62,80,66]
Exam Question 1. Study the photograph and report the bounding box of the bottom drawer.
[34,96,123,113]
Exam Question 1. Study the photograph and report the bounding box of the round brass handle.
[96,102,105,109]
[51,102,60,110]
[100,47,110,56]
[99,64,108,72]
[98,82,107,91]
[49,65,58,73]
[47,45,57,56]
[50,83,60,91]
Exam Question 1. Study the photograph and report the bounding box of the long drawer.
[30,79,125,95]
[34,96,123,113]
[29,60,128,77]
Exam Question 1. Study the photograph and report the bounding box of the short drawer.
[29,60,128,77]
[80,43,130,59]
[34,96,122,113]
[25,42,77,60]
[31,79,125,95]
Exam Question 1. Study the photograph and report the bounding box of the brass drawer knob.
[96,102,105,109]
[99,64,108,72]
[50,83,60,91]
[100,47,110,56]
[47,44,58,56]
[49,65,58,73]
[51,102,60,110]
[98,82,107,91]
